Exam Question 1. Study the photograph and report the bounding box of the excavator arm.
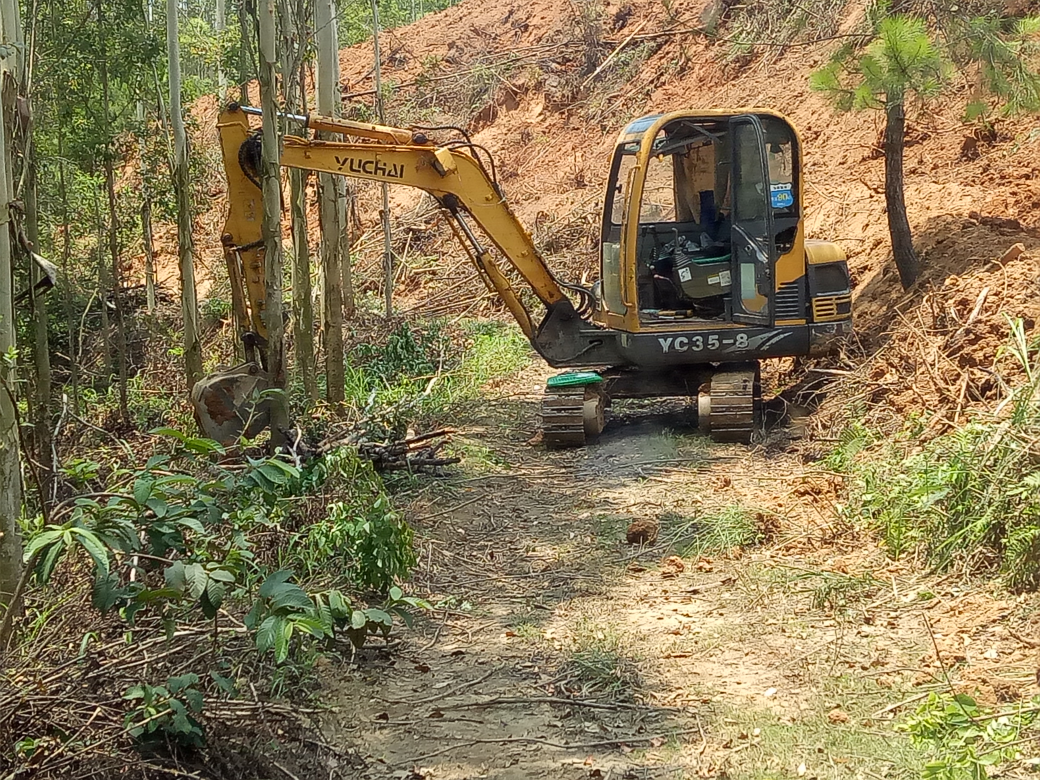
[217,104,582,353]
[195,104,608,444]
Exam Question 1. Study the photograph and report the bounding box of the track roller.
[541,384,606,448]
[697,363,762,444]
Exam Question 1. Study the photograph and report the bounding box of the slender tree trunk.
[315,0,346,404]
[215,0,226,94]
[93,191,112,386]
[27,157,52,497]
[0,0,23,638]
[884,98,920,290]
[99,10,130,427]
[371,0,394,318]
[140,0,156,317]
[256,0,289,447]
[238,0,250,104]
[142,194,156,314]
[57,138,79,415]
[279,0,317,404]
[289,169,317,403]
[168,0,203,389]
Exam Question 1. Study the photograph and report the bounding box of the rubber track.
[541,386,589,448]
[708,365,761,444]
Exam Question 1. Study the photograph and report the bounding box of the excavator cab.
[597,110,846,334]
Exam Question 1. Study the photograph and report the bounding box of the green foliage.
[660,504,764,558]
[956,14,1040,119]
[811,14,948,110]
[812,5,1040,121]
[337,0,461,47]
[294,448,416,592]
[22,426,426,670]
[340,320,530,439]
[901,692,1040,780]
[124,674,205,748]
[838,320,1040,590]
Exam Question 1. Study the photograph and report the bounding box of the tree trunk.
[142,194,156,314]
[93,192,112,387]
[215,0,226,94]
[141,0,155,316]
[280,0,317,404]
[0,0,22,638]
[57,142,79,415]
[256,0,289,448]
[238,0,250,104]
[27,156,52,499]
[315,0,346,404]
[168,0,203,390]
[289,172,318,403]
[99,9,130,427]
[370,0,394,318]
[884,98,920,290]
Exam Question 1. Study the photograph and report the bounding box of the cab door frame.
[729,114,776,326]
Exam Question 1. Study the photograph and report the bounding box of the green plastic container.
[546,371,604,388]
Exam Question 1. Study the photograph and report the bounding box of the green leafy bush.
[295,447,415,592]
[341,320,530,439]
[124,674,206,749]
[901,692,1040,780]
[21,426,424,668]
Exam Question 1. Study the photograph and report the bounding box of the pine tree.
[812,8,1040,289]
[811,15,946,289]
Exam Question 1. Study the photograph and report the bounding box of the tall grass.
[842,319,1040,590]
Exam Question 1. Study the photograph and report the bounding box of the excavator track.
[700,363,761,444]
[541,385,606,448]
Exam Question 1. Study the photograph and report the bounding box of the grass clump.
[661,504,765,558]
[711,675,925,780]
[341,319,530,439]
[722,0,851,60]
[838,320,1040,590]
[560,622,642,701]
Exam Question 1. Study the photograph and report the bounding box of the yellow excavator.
[192,103,852,447]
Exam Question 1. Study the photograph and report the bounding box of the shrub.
[841,319,1040,589]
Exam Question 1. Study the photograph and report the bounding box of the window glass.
[763,118,797,216]
[639,132,676,224]
[610,153,637,226]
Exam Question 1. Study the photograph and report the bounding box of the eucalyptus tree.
[167,0,203,389]
[315,0,347,405]
[279,0,317,403]
[0,0,22,633]
[254,0,289,447]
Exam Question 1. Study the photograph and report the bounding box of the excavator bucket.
[191,363,272,446]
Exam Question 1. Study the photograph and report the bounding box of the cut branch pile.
[317,428,460,473]
[801,237,1040,440]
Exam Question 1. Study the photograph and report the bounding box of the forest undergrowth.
[0,317,528,779]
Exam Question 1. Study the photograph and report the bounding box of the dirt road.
[322,363,1035,780]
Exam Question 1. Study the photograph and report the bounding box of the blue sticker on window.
[770,183,794,209]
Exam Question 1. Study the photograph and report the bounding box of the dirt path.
[321,364,1038,780]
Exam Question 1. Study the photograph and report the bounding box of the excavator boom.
[195,104,601,443]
